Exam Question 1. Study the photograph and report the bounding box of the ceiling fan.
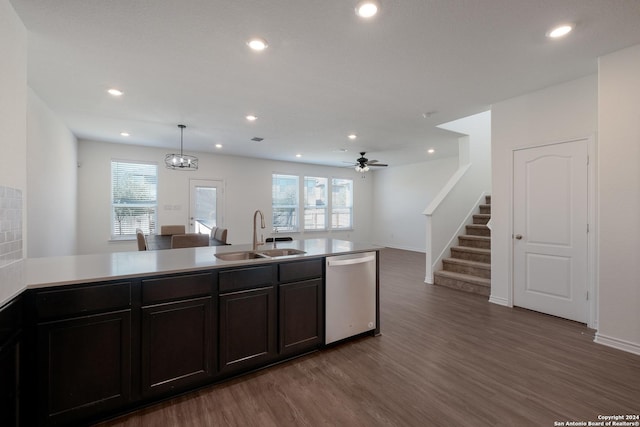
[350,152,388,172]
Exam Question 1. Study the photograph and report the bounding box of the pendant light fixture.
[165,124,198,171]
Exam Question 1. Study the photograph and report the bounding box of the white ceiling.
[10,0,640,167]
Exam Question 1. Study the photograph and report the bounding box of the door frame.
[508,136,597,329]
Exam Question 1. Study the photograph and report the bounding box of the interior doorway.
[512,139,589,323]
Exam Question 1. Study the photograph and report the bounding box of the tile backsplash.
[0,186,24,306]
[0,186,23,267]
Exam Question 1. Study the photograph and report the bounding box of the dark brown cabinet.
[140,272,215,398]
[18,254,362,427]
[217,265,277,375]
[0,297,22,427]
[278,260,324,356]
[33,281,132,426]
[37,310,131,426]
[218,286,277,374]
[279,278,323,356]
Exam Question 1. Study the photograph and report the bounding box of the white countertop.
[23,239,382,290]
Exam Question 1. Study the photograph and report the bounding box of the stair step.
[465,224,491,237]
[442,258,491,279]
[479,204,491,214]
[434,270,491,297]
[473,214,491,225]
[458,235,491,249]
[485,195,491,204]
[451,246,491,263]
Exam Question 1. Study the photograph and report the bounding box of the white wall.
[27,89,78,258]
[371,157,458,252]
[423,111,492,283]
[490,75,598,307]
[0,0,27,305]
[77,140,374,254]
[595,44,640,355]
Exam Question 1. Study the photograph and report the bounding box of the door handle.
[515,234,523,240]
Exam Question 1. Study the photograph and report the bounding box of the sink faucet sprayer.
[253,210,265,251]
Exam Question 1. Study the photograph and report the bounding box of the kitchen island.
[0,239,381,427]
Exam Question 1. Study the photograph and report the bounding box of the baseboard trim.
[489,295,510,307]
[594,333,640,356]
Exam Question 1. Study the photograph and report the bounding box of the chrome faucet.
[272,226,278,248]
[252,209,265,251]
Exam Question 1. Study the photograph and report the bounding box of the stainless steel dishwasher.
[325,251,377,344]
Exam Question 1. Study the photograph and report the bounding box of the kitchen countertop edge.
[22,238,383,292]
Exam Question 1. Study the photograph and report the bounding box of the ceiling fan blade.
[369,163,388,167]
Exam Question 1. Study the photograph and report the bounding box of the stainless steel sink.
[215,251,267,261]
[215,248,306,261]
[258,248,306,257]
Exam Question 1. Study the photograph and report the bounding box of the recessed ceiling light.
[348,134,357,140]
[296,154,302,158]
[120,132,130,137]
[215,144,222,149]
[246,115,258,121]
[355,0,379,18]
[427,148,435,154]
[247,38,268,51]
[107,88,123,96]
[547,24,573,39]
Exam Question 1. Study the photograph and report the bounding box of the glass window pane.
[111,161,158,237]
[331,178,353,229]
[272,174,299,232]
[193,186,217,233]
[304,177,327,230]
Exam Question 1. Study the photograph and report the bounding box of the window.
[303,177,328,230]
[331,178,353,229]
[272,174,299,232]
[111,160,158,238]
[272,174,353,233]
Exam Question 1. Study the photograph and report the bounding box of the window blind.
[111,160,158,237]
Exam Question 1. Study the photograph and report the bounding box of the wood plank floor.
[95,248,640,427]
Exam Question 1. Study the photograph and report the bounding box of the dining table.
[145,234,228,250]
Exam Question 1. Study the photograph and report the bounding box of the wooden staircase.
[433,195,491,296]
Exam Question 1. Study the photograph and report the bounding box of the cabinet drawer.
[219,265,274,293]
[278,259,323,283]
[36,282,131,320]
[142,272,213,305]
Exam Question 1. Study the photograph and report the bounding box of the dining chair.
[212,227,228,245]
[170,233,210,249]
[136,228,147,251]
[160,225,186,235]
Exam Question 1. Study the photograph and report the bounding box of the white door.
[513,140,588,323]
[189,180,224,233]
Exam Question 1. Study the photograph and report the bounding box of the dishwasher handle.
[327,254,376,267]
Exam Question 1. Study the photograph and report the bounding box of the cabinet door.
[37,310,131,426]
[219,287,276,374]
[0,337,20,427]
[279,278,323,356]
[141,297,213,398]
[0,296,22,427]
